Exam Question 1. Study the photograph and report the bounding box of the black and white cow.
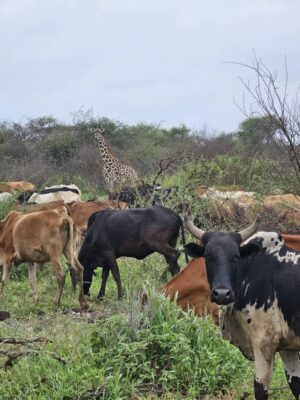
[184,215,300,400]
[27,184,81,204]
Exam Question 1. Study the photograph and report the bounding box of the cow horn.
[238,214,261,241]
[184,213,206,240]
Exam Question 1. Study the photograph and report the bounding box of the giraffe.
[93,128,139,192]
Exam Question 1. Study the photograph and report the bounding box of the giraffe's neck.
[94,132,117,163]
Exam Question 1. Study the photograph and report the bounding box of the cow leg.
[0,262,13,296]
[64,244,87,308]
[151,243,180,276]
[104,253,123,300]
[97,265,110,299]
[279,351,300,399]
[252,344,275,400]
[51,258,66,306]
[28,262,38,303]
[73,257,87,309]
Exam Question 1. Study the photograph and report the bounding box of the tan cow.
[0,209,86,307]
[19,200,114,251]
[0,181,35,193]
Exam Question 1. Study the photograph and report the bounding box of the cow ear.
[184,243,205,258]
[239,242,261,258]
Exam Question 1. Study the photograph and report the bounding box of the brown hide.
[163,234,300,324]
[20,201,70,215]
[162,257,219,324]
[19,200,114,251]
[282,234,300,252]
[0,209,85,306]
[68,201,114,234]
[0,181,35,193]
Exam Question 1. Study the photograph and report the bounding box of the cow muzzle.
[211,288,235,305]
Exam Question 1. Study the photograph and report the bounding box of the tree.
[234,54,300,192]
[237,116,275,158]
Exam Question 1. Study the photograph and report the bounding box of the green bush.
[0,198,15,220]
[90,292,249,399]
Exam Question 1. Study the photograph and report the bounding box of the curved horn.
[184,213,206,240]
[239,214,261,241]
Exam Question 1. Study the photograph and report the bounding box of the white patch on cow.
[28,184,81,204]
[221,297,300,362]
[243,231,300,265]
[280,351,300,385]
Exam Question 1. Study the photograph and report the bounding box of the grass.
[0,254,294,399]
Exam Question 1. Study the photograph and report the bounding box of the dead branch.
[0,337,50,345]
[0,349,66,369]
[228,52,300,192]
[152,151,185,187]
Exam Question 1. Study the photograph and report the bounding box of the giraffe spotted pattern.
[93,129,139,192]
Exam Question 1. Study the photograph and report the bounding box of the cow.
[109,183,162,207]
[162,234,300,326]
[17,200,115,288]
[78,206,187,299]
[184,214,300,400]
[0,181,36,193]
[67,200,114,249]
[0,209,86,308]
[27,184,81,204]
[162,258,219,324]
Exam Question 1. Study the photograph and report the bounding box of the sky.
[1,0,299,133]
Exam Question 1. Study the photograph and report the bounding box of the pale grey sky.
[1,0,299,132]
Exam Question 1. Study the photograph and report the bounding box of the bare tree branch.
[227,54,300,192]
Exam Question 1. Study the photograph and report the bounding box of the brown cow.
[0,209,86,307]
[162,258,219,324]
[67,201,114,245]
[163,233,300,324]
[0,181,35,193]
[20,200,114,252]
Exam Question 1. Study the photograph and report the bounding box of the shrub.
[90,291,250,398]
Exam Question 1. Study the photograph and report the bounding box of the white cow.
[28,184,81,204]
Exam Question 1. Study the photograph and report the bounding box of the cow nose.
[211,288,234,305]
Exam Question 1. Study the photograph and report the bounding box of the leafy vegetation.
[90,292,249,399]
[0,113,298,195]
[0,113,299,399]
[0,253,292,399]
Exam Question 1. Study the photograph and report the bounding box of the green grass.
[0,255,294,399]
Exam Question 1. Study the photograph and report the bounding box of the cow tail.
[63,217,75,270]
[180,218,189,264]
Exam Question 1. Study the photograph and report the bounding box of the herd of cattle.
[3,181,300,399]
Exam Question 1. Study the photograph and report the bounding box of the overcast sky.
[1,0,299,133]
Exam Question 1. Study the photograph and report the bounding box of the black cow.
[109,183,163,207]
[108,183,180,208]
[79,206,187,299]
[184,214,300,400]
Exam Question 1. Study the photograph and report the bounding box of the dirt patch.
[62,307,112,323]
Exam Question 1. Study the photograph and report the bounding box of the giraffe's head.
[92,128,106,142]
